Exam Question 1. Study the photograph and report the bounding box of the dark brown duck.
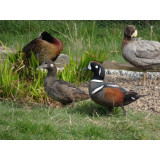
[122,25,160,84]
[38,60,90,105]
[22,31,63,65]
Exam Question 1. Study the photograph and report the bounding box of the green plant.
[1,20,160,103]
[0,41,48,103]
[57,49,110,84]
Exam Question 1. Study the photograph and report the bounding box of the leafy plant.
[57,49,110,84]
[0,42,48,103]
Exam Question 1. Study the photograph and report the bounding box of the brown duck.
[122,25,160,84]
[22,31,63,65]
[38,60,90,105]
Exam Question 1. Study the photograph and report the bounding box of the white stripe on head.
[99,68,101,75]
[50,64,54,67]
[91,85,104,94]
[88,62,91,70]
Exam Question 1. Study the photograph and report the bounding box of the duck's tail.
[124,91,147,105]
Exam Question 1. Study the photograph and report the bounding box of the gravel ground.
[80,72,160,114]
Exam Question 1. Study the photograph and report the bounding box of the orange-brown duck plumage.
[22,31,63,65]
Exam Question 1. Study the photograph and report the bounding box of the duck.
[122,25,160,84]
[22,31,63,65]
[84,61,146,116]
[38,60,90,105]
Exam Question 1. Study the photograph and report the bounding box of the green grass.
[57,49,109,84]
[0,21,160,140]
[0,100,159,140]
[1,20,160,63]
[0,45,108,101]
[0,47,49,103]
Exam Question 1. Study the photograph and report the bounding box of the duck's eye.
[95,65,98,69]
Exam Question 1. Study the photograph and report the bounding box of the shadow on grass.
[67,100,122,117]
[0,99,124,118]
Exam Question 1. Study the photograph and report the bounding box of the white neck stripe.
[91,85,104,95]
[91,79,103,82]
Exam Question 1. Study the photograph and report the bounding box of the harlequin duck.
[38,60,90,105]
[122,25,160,85]
[22,31,63,65]
[84,61,146,116]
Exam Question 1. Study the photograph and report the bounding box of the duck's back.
[122,38,160,70]
[22,38,61,64]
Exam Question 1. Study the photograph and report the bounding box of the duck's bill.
[131,30,137,38]
[37,63,47,69]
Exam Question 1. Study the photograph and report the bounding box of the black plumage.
[84,61,146,116]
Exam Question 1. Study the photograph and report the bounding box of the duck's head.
[124,25,137,38]
[38,60,57,73]
[39,31,54,43]
[83,61,105,80]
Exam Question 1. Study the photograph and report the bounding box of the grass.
[0,100,159,140]
[0,43,108,102]
[57,49,109,84]
[0,45,49,103]
[1,20,160,63]
[0,20,160,140]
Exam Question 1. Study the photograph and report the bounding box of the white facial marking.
[99,68,101,75]
[50,64,54,67]
[91,85,104,95]
[95,65,98,69]
[88,63,91,70]
[38,32,42,38]
[131,30,137,37]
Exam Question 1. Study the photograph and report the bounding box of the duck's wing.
[103,83,145,106]
[53,80,89,103]
[135,39,160,59]
[123,39,160,68]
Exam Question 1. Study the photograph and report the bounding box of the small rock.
[55,54,69,65]
[105,69,160,79]
[0,46,16,59]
